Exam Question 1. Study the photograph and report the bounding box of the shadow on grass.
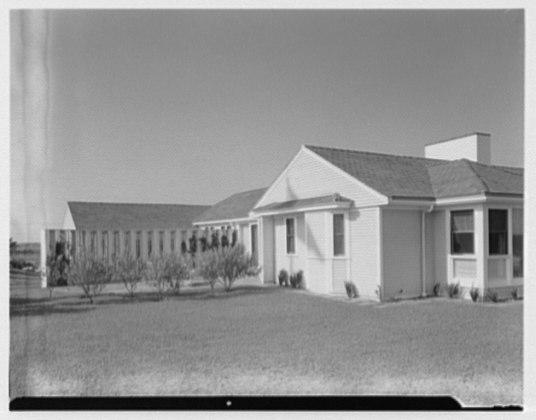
[10,284,282,317]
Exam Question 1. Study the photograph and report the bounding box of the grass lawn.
[10,273,522,406]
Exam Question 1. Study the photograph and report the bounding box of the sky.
[10,9,524,242]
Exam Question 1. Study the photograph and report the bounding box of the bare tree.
[219,244,261,292]
[69,253,112,304]
[197,249,220,295]
[113,252,146,298]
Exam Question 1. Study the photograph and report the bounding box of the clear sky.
[10,9,524,242]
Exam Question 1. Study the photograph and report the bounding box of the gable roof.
[305,145,523,200]
[194,188,267,224]
[68,202,211,230]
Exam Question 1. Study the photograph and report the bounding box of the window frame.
[285,217,296,255]
[450,209,475,255]
[488,209,508,256]
[333,213,346,257]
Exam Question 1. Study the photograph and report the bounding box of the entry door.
[250,224,258,263]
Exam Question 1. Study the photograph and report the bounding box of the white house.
[195,133,524,300]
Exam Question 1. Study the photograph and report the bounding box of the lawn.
[10,273,522,406]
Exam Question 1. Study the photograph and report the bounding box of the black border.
[8,396,523,411]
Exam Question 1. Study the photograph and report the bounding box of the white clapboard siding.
[382,209,422,299]
[349,208,380,299]
[433,210,447,287]
[261,216,275,284]
[424,212,436,294]
[332,259,348,294]
[256,148,386,208]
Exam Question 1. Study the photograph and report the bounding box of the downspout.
[421,204,435,297]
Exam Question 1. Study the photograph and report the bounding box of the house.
[195,133,524,300]
[41,202,210,286]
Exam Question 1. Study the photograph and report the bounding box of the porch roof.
[252,193,353,215]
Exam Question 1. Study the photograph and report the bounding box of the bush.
[288,271,304,289]
[163,253,192,295]
[10,258,36,272]
[69,253,112,303]
[344,281,358,298]
[296,270,304,289]
[278,269,289,287]
[432,282,441,297]
[46,253,70,287]
[511,287,520,301]
[375,285,382,301]
[197,249,220,295]
[469,286,480,303]
[218,244,260,291]
[145,254,192,300]
[485,288,500,303]
[113,252,146,297]
[447,282,461,299]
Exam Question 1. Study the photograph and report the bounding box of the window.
[136,231,141,259]
[81,231,86,251]
[333,214,345,256]
[125,231,131,255]
[90,231,97,255]
[147,231,153,256]
[159,231,165,255]
[513,208,523,277]
[102,231,108,257]
[489,209,508,255]
[450,210,474,254]
[286,218,295,254]
[170,230,176,253]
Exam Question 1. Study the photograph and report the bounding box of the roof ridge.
[68,201,211,207]
[304,144,448,163]
[462,159,490,192]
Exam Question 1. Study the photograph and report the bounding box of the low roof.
[253,194,353,214]
[68,201,211,230]
[194,188,267,224]
[305,145,523,200]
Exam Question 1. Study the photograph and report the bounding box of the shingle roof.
[68,202,211,230]
[305,145,523,200]
[253,194,353,214]
[194,188,267,224]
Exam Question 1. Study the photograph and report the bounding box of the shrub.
[69,253,112,303]
[278,269,289,287]
[163,253,192,295]
[113,252,146,298]
[218,244,261,292]
[469,286,480,303]
[10,258,36,272]
[145,254,191,300]
[375,285,382,301]
[296,270,304,289]
[432,282,441,297]
[485,288,500,303]
[511,287,520,301]
[344,281,358,299]
[46,253,70,287]
[447,282,461,299]
[197,249,220,295]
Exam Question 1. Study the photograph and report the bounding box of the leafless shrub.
[113,252,146,298]
[69,253,112,304]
